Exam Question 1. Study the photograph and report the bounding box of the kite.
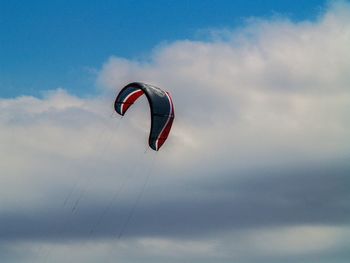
[114,82,174,151]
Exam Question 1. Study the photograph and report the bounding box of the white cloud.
[3,225,349,263]
[1,1,350,262]
[245,225,343,255]
[97,1,350,171]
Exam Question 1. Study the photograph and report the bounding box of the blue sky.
[1,0,327,97]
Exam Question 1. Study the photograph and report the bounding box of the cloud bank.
[1,1,350,262]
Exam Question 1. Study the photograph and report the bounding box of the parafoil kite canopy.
[114,82,175,151]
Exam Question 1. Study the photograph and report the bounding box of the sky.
[1,0,350,263]
[1,0,326,97]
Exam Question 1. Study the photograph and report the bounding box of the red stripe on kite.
[156,92,174,150]
[121,89,144,114]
